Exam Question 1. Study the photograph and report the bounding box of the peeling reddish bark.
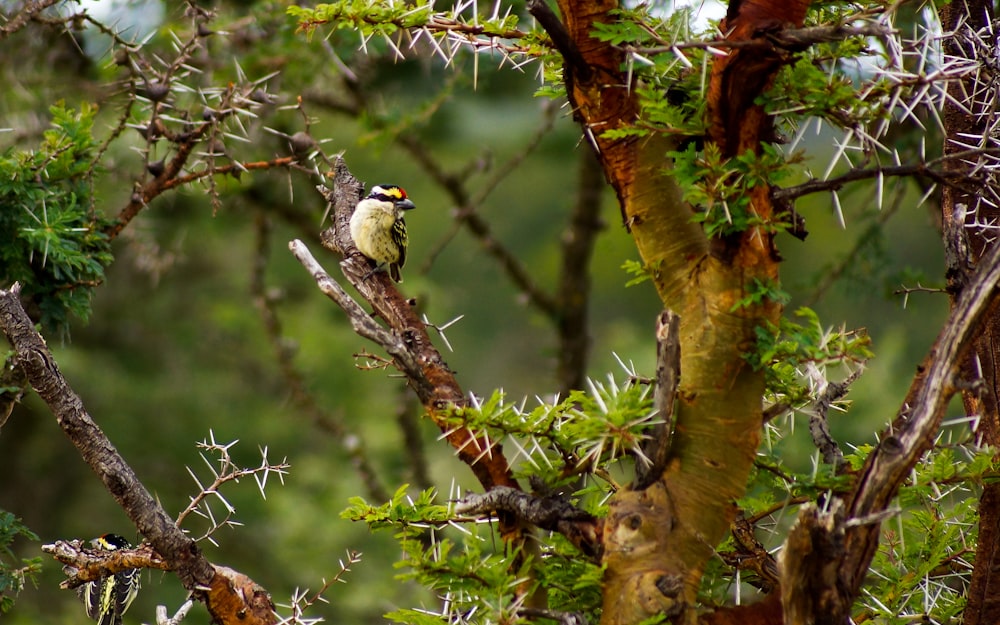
[707,0,810,157]
[707,0,808,269]
[550,0,639,217]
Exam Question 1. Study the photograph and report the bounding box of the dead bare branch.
[635,310,680,490]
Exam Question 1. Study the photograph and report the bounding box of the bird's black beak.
[396,198,416,211]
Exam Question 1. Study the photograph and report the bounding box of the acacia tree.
[2,0,1000,625]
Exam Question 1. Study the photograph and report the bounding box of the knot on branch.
[205,565,275,625]
[599,482,685,624]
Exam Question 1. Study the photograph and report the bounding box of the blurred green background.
[0,1,949,623]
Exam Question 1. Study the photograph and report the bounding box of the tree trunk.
[938,2,1000,624]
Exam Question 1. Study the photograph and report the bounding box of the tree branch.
[779,499,846,624]
[291,157,519,497]
[0,0,62,39]
[455,486,600,559]
[634,310,679,490]
[786,224,1000,622]
[252,214,390,503]
[555,150,605,395]
[626,21,895,56]
[307,77,562,320]
[719,513,779,593]
[0,284,275,625]
[526,0,590,81]
[806,369,859,471]
[44,539,169,588]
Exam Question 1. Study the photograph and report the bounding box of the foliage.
[0,511,41,614]
[669,142,802,237]
[340,375,660,625]
[856,436,996,623]
[0,0,993,623]
[346,485,606,625]
[0,103,113,335]
[751,306,873,408]
[445,379,656,491]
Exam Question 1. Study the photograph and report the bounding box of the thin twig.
[626,22,896,56]
[0,0,62,38]
[251,214,389,502]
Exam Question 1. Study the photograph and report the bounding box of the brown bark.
[533,0,703,308]
[835,246,1000,620]
[531,0,807,623]
[707,0,811,158]
[655,1,806,620]
[938,2,1000,624]
[0,285,276,625]
[314,158,519,495]
[966,485,1000,625]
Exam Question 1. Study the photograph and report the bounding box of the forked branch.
[290,157,519,498]
[777,227,1000,624]
[0,284,276,625]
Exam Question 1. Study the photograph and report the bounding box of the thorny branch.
[175,432,290,543]
[306,70,603,394]
[252,214,390,503]
[454,486,600,559]
[47,5,314,241]
[771,153,993,204]
[802,177,909,307]
[288,239,427,380]
[291,158,519,493]
[624,22,895,57]
[779,220,1000,623]
[0,0,62,39]
[279,550,362,624]
[805,368,860,471]
[0,284,276,625]
[305,68,562,319]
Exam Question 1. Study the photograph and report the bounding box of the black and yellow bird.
[78,534,140,625]
[349,184,416,282]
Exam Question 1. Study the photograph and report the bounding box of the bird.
[78,533,140,625]
[349,184,416,282]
